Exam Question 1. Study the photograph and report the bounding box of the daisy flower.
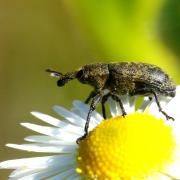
[1,87,180,180]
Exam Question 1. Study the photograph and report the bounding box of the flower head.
[1,87,180,180]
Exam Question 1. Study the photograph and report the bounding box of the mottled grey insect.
[46,62,176,143]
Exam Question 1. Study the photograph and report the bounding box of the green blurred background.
[0,0,180,179]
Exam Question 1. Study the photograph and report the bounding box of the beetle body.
[47,62,176,143]
[77,62,176,97]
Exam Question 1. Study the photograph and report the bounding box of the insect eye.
[76,69,83,78]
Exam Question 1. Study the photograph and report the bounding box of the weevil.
[46,62,176,143]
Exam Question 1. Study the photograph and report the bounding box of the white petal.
[73,100,103,123]
[0,155,74,169]
[70,108,97,131]
[9,168,43,179]
[128,96,136,113]
[54,104,101,131]
[31,112,66,128]
[121,95,133,113]
[163,92,180,121]
[11,165,75,180]
[164,160,180,179]
[108,98,122,117]
[108,95,135,116]
[53,105,86,126]
[31,112,84,132]
[146,98,160,117]
[139,95,171,118]
[6,143,77,153]
[24,135,75,145]
[66,173,80,180]
[175,85,180,94]
[138,97,152,112]
[47,168,76,180]
[21,123,80,141]
[71,108,85,119]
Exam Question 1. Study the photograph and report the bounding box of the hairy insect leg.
[101,93,111,119]
[86,91,112,119]
[76,93,103,144]
[111,92,127,116]
[132,87,174,121]
[85,90,97,104]
[152,91,174,121]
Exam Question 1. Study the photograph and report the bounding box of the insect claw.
[76,134,87,144]
[122,112,127,117]
[167,115,175,121]
[161,110,175,121]
[170,117,175,121]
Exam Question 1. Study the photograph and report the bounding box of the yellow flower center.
[76,112,176,180]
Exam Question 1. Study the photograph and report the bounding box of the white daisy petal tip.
[20,122,33,129]
[30,111,41,117]
[20,122,28,126]
[30,111,47,120]
[5,144,17,149]
[30,111,38,114]
[0,161,10,169]
[52,105,63,113]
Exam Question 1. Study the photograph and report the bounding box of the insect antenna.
[46,68,79,87]
[46,68,63,78]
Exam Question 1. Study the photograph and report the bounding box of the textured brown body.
[78,62,176,97]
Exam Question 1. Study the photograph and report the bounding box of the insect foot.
[76,133,87,144]
[161,110,175,121]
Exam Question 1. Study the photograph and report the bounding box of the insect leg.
[152,91,174,121]
[131,87,174,121]
[85,90,97,104]
[111,92,127,116]
[76,92,103,144]
[101,93,111,119]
